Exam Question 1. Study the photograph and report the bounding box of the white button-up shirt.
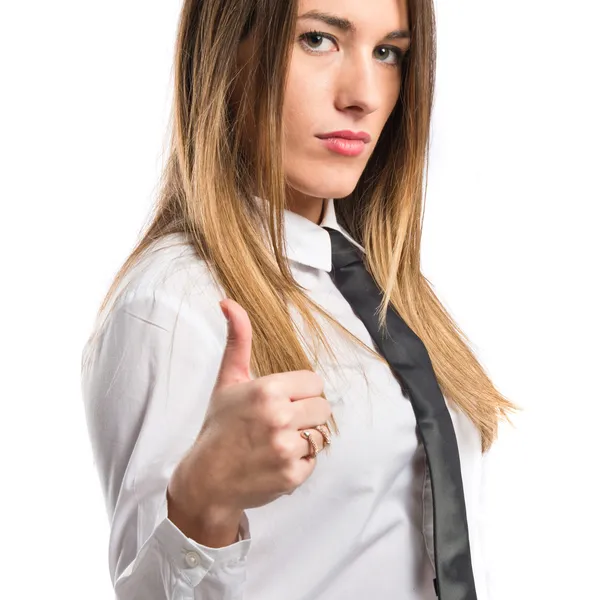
[81,197,492,600]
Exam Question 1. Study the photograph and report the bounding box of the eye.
[298,31,409,68]
[375,46,407,67]
[298,31,338,54]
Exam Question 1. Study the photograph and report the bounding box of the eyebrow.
[298,10,411,42]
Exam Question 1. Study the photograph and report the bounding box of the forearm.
[167,486,243,547]
[166,454,244,548]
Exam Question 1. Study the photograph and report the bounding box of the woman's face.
[236,0,410,216]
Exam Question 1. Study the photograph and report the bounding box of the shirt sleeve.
[81,289,251,599]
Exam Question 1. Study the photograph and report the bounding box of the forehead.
[297,0,410,30]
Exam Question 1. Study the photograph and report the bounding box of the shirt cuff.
[153,489,252,587]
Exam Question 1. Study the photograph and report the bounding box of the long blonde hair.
[96,0,520,453]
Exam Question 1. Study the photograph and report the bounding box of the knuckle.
[281,465,303,491]
[270,434,295,461]
[249,382,276,412]
[254,379,279,404]
[265,410,291,430]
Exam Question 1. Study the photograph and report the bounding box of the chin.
[288,170,362,200]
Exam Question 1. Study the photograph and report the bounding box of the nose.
[333,50,382,116]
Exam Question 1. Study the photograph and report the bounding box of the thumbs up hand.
[166,298,332,546]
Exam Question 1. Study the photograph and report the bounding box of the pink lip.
[318,137,366,157]
[316,130,371,157]
[316,130,372,142]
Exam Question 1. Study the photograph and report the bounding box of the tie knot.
[323,226,364,270]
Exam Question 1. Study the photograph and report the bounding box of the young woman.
[81,1,518,599]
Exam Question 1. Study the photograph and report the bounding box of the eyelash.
[298,30,408,68]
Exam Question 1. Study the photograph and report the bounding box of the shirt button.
[184,551,200,568]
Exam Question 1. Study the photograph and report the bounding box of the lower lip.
[318,137,366,157]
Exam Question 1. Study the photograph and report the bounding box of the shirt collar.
[254,197,365,272]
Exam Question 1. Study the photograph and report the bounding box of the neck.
[285,187,325,224]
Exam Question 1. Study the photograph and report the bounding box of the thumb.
[214,298,253,388]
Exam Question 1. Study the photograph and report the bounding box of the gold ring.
[301,430,320,458]
[314,424,332,446]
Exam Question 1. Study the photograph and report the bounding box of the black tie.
[324,226,478,600]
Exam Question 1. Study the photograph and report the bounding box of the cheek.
[282,60,324,144]
[379,80,402,127]
[388,86,402,118]
[282,92,307,141]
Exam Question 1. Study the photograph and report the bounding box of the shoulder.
[82,233,228,366]
[108,233,223,320]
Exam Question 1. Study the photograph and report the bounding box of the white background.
[1,1,598,598]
